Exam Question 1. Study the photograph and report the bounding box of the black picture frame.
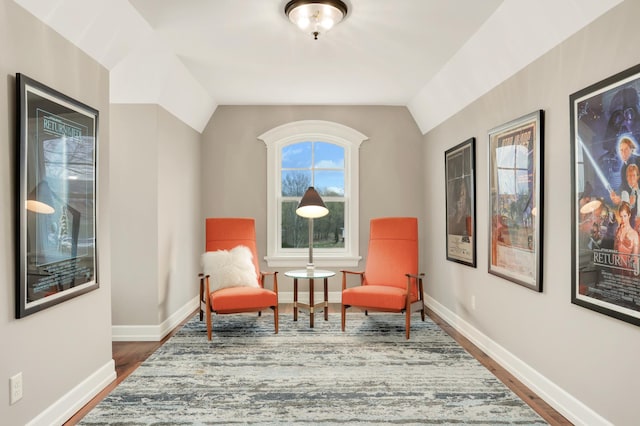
[445,137,476,267]
[570,63,640,327]
[16,73,99,318]
[488,110,544,291]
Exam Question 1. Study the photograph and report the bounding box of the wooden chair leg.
[206,305,213,341]
[273,305,279,334]
[341,304,346,332]
[205,277,213,340]
[199,278,204,321]
[405,311,410,340]
[419,278,426,321]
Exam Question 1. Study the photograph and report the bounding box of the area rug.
[80,312,547,425]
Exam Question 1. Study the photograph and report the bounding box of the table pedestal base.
[293,277,329,328]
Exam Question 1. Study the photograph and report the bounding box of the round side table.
[284,269,336,327]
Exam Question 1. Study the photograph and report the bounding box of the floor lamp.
[296,186,329,271]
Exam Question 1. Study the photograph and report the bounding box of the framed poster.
[16,73,99,318]
[445,137,476,267]
[570,63,640,327]
[488,110,544,291]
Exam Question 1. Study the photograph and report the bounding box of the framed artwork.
[16,73,99,318]
[570,63,640,327]
[488,110,544,291]
[445,137,476,267]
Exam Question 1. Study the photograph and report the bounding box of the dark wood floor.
[65,304,572,425]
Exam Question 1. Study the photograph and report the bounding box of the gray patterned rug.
[80,312,547,425]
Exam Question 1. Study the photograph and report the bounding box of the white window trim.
[258,120,368,268]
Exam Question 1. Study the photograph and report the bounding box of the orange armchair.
[200,218,278,340]
[341,217,425,339]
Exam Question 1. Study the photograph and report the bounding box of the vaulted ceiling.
[14,0,622,133]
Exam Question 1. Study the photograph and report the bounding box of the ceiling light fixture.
[285,0,348,40]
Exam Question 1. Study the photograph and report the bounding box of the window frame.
[259,120,367,267]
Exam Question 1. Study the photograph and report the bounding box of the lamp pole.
[308,217,314,271]
[295,186,329,273]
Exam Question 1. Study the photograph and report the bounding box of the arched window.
[258,120,367,267]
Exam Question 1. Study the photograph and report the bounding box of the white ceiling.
[14,0,622,133]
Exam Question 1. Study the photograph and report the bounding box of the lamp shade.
[296,186,329,218]
[26,199,55,214]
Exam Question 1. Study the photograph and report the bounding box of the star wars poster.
[488,111,543,292]
[16,74,99,318]
[445,138,476,267]
[571,64,640,326]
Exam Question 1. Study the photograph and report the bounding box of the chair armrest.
[405,273,425,295]
[405,273,425,279]
[341,270,364,290]
[260,271,279,293]
[198,273,207,302]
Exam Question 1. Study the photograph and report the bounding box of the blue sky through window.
[282,141,344,196]
[282,142,311,168]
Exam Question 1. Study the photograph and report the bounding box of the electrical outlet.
[10,372,23,405]
[471,295,476,310]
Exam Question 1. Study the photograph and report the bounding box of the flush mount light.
[285,0,348,40]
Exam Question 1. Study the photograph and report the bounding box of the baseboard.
[26,359,116,426]
[112,297,199,341]
[424,294,611,426]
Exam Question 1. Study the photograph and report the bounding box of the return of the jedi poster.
[571,64,640,327]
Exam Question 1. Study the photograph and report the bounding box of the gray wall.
[111,105,159,325]
[0,1,113,424]
[111,104,201,327]
[201,105,425,292]
[422,1,640,424]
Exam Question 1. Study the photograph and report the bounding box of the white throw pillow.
[201,245,259,292]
